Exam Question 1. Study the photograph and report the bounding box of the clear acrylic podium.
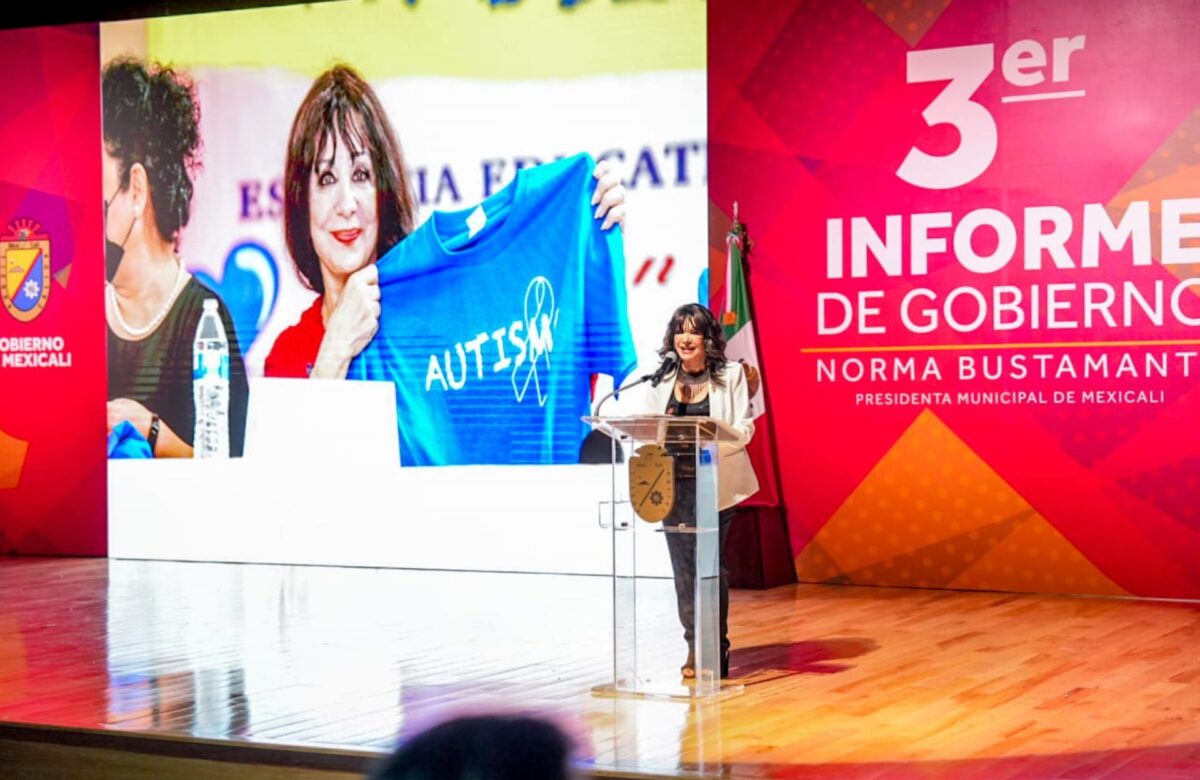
[583,414,745,700]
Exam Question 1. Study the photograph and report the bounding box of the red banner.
[0,24,106,555]
[710,0,1200,598]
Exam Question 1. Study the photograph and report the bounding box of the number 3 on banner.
[898,44,997,191]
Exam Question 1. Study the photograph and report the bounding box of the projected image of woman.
[264,64,625,379]
[104,57,249,457]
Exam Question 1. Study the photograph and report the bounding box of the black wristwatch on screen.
[147,414,161,455]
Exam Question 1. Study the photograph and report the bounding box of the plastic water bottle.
[193,299,230,459]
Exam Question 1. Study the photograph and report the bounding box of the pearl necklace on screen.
[106,260,187,338]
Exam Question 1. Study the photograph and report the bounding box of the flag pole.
[720,204,794,586]
[727,206,782,477]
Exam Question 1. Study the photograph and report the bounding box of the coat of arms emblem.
[2,219,51,323]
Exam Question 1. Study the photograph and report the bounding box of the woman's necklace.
[107,260,187,338]
[676,367,710,404]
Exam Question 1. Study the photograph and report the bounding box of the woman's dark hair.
[284,64,416,294]
[101,57,201,245]
[370,714,576,780]
[660,303,727,384]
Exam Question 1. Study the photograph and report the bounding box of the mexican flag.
[723,219,765,418]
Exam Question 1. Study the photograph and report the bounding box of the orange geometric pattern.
[795,410,1127,596]
[861,0,953,46]
[0,426,29,490]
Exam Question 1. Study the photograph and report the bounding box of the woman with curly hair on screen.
[104,57,249,457]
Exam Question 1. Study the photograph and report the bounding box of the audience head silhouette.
[371,713,577,780]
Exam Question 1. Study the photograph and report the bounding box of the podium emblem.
[629,443,674,522]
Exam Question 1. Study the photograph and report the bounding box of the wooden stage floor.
[0,557,1198,779]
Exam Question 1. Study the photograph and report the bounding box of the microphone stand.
[592,372,652,417]
[592,357,677,416]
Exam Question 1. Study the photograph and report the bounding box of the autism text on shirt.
[425,276,560,404]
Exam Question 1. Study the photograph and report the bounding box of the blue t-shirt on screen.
[348,153,636,466]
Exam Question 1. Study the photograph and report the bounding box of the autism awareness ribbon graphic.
[512,276,557,406]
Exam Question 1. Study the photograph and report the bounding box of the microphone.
[591,351,679,416]
[649,350,679,387]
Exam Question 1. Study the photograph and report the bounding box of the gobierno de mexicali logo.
[2,218,51,323]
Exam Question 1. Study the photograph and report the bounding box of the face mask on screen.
[104,189,135,282]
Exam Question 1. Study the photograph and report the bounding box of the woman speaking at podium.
[639,303,758,679]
